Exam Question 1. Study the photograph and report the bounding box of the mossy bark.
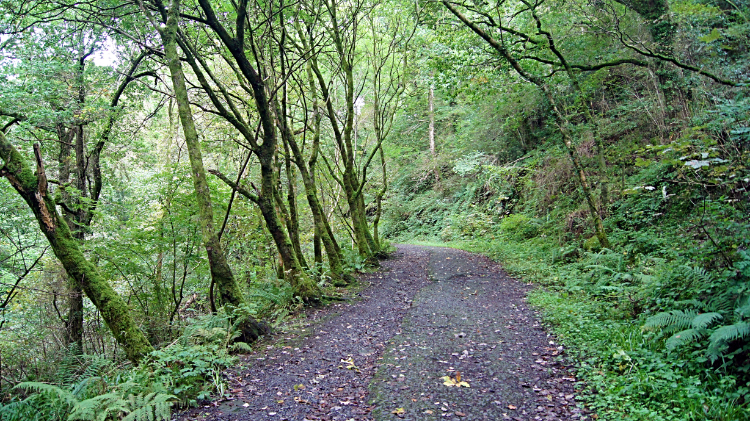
[193,0,321,302]
[157,0,269,340]
[0,135,153,363]
[310,1,378,259]
[276,96,348,284]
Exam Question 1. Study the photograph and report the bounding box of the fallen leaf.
[392,407,406,417]
[340,356,360,372]
[425,410,434,414]
[441,375,470,387]
[455,411,466,417]
[508,405,517,410]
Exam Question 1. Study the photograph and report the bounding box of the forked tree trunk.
[0,136,153,363]
[157,0,268,340]
[188,0,321,302]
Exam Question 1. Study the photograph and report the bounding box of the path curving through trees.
[179,245,585,421]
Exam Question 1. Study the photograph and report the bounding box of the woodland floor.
[177,244,587,421]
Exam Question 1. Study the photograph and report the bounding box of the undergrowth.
[387,112,750,419]
[0,307,252,420]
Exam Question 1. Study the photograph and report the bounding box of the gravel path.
[178,244,586,421]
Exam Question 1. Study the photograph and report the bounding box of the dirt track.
[178,244,586,421]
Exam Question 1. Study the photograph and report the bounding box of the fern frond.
[0,400,44,421]
[70,377,105,401]
[666,328,706,350]
[707,292,735,314]
[584,265,615,274]
[121,392,175,421]
[14,382,78,407]
[229,342,252,353]
[674,300,709,311]
[79,355,114,382]
[68,392,128,421]
[707,322,750,362]
[709,322,750,344]
[691,312,723,329]
[681,265,714,285]
[644,310,698,331]
[734,298,750,319]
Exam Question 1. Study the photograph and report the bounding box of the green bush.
[498,214,540,240]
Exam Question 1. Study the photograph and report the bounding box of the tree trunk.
[190,0,321,302]
[157,0,268,340]
[429,84,436,156]
[313,1,377,258]
[0,136,153,364]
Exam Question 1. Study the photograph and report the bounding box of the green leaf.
[699,28,722,43]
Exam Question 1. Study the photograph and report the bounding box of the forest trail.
[179,245,585,421]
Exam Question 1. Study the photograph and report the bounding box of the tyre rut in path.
[179,245,585,421]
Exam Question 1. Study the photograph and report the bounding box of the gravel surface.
[177,244,586,421]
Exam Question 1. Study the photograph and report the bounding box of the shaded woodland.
[0,0,748,419]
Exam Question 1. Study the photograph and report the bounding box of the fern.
[666,328,707,350]
[733,297,750,318]
[14,382,79,408]
[644,310,698,333]
[691,312,723,329]
[68,392,128,421]
[229,341,252,353]
[0,399,49,421]
[707,322,750,362]
[121,392,175,421]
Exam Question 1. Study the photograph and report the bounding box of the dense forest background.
[0,0,748,419]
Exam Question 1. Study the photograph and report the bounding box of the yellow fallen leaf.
[392,407,406,416]
[441,375,470,387]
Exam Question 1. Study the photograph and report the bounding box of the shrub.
[498,214,540,240]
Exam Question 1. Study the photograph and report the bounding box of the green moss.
[583,235,602,252]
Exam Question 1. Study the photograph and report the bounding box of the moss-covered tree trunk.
[56,123,84,353]
[182,0,321,302]
[156,0,268,340]
[0,135,153,364]
[257,150,321,300]
[272,50,348,284]
[310,0,378,259]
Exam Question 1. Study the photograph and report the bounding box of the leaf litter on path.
[176,245,586,421]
